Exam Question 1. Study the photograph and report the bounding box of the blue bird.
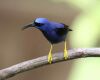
[23,18,72,63]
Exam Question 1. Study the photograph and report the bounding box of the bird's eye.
[34,21,44,26]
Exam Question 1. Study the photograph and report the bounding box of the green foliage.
[69,0,100,47]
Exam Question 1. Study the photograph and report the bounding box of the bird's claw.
[48,52,52,64]
[64,49,68,60]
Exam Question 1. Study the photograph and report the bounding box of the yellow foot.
[48,44,53,64]
[48,52,52,64]
[64,49,68,60]
[64,41,68,60]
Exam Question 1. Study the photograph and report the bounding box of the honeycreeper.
[23,18,72,63]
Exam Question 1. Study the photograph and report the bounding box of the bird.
[22,18,72,64]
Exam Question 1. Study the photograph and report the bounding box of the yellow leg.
[48,44,53,64]
[64,41,68,60]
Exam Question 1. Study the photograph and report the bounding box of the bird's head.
[22,18,49,30]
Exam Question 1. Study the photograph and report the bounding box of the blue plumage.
[23,18,72,44]
[23,17,72,63]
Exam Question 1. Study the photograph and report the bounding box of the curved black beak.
[22,23,35,30]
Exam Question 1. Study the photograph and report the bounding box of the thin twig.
[0,48,100,80]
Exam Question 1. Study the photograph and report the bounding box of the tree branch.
[0,48,100,80]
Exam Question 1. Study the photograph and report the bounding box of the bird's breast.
[41,30,66,44]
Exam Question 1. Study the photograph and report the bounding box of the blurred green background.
[0,0,100,80]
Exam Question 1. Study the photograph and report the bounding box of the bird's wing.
[54,23,72,36]
[61,23,72,31]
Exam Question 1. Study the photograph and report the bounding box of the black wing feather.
[55,23,72,36]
